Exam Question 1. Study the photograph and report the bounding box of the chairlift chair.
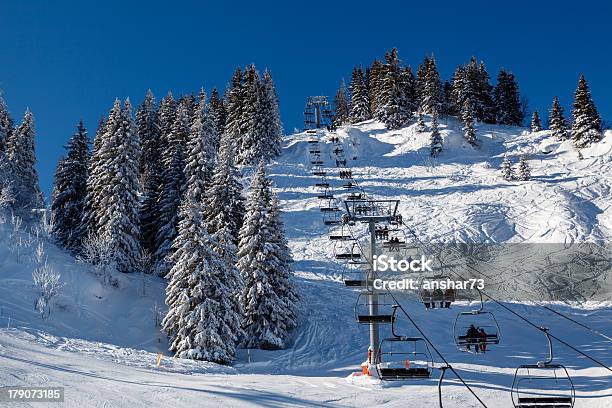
[346,192,364,201]
[319,197,340,212]
[335,244,362,260]
[317,194,334,200]
[376,306,434,380]
[328,224,353,241]
[453,291,500,353]
[312,165,327,177]
[322,209,343,226]
[342,262,368,287]
[382,238,408,252]
[354,292,396,324]
[511,328,575,408]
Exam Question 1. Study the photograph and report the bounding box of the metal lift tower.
[304,96,333,131]
[344,199,400,364]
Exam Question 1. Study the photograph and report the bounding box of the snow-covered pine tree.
[6,110,44,219]
[237,65,264,165]
[79,116,108,241]
[137,90,162,257]
[349,66,371,123]
[179,94,197,127]
[517,156,531,181]
[441,80,457,116]
[237,162,291,349]
[189,89,217,186]
[209,88,226,150]
[260,70,283,160]
[453,58,495,123]
[51,121,90,251]
[0,94,14,212]
[368,59,384,117]
[99,99,142,272]
[416,112,426,133]
[501,154,514,181]
[0,94,14,157]
[162,123,243,363]
[378,49,406,129]
[530,111,542,132]
[477,61,496,123]
[265,193,298,331]
[549,96,568,141]
[333,79,350,127]
[462,99,477,146]
[493,69,523,125]
[205,131,244,248]
[225,67,246,157]
[418,56,442,115]
[430,110,442,157]
[451,65,466,114]
[571,75,602,148]
[154,99,188,275]
[400,66,417,117]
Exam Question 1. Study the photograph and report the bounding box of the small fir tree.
[501,154,515,181]
[530,111,542,132]
[462,99,477,146]
[571,75,602,148]
[549,97,568,141]
[517,156,531,181]
[430,110,442,157]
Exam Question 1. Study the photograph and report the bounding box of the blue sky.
[0,1,610,196]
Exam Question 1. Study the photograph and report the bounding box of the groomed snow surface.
[0,117,611,407]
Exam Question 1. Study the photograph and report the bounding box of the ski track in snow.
[0,118,610,407]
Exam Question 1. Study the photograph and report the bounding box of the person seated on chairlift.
[443,288,455,308]
[433,288,444,308]
[422,289,432,309]
[478,328,488,353]
[465,324,480,352]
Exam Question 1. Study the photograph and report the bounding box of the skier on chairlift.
[443,288,455,308]
[465,324,479,352]
[422,289,432,309]
[478,328,487,353]
[433,288,444,308]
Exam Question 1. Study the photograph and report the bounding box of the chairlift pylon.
[511,328,575,408]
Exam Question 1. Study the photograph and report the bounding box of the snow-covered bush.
[32,243,63,319]
[31,210,54,242]
[78,233,118,287]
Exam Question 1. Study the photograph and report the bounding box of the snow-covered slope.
[281,118,612,245]
[0,118,610,407]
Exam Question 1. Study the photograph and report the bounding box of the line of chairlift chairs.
[305,127,576,407]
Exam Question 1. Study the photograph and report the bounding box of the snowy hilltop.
[282,118,612,245]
